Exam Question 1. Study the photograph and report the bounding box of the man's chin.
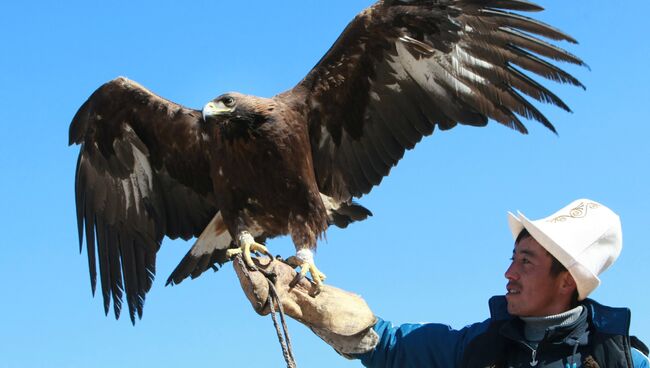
[505,294,522,316]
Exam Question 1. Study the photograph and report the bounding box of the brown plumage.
[208,94,329,249]
[69,0,585,323]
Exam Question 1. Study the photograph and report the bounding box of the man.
[236,199,649,367]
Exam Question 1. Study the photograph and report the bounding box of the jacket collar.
[582,298,631,336]
[488,296,631,336]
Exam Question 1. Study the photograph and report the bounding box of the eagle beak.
[202,101,231,121]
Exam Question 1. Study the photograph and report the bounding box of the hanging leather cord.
[266,274,297,368]
[235,255,298,368]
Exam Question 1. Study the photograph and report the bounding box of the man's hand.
[233,256,379,356]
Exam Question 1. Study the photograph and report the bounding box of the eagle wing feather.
[289,0,585,202]
[69,77,217,323]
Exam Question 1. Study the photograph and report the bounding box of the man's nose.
[504,262,518,280]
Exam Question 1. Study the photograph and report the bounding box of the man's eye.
[522,258,530,264]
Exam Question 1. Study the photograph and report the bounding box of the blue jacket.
[357,296,649,368]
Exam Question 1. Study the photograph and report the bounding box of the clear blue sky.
[1,1,648,367]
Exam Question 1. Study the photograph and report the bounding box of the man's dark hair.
[515,229,579,305]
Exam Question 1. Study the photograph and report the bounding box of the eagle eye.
[222,97,235,107]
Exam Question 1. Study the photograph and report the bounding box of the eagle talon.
[228,232,273,271]
[226,248,243,259]
[286,253,326,288]
[289,273,303,289]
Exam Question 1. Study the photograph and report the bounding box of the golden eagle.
[69,0,585,322]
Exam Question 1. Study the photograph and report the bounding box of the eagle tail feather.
[329,202,373,229]
[166,212,234,286]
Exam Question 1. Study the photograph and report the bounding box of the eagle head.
[202,93,274,140]
[202,93,241,121]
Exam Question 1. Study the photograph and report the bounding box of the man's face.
[505,236,570,317]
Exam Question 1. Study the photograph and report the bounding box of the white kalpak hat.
[507,199,622,300]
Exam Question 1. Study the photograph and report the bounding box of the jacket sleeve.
[633,348,650,368]
[355,317,491,368]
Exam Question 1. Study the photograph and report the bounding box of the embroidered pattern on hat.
[548,202,600,223]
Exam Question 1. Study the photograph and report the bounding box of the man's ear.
[560,271,577,296]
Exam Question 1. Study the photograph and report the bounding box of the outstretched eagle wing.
[69,77,217,323]
[290,0,585,201]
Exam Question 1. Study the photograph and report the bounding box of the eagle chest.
[211,127,320,228]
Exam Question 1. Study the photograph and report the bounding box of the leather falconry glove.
[233,256,379,357]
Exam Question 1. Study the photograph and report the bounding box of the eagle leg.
[286,249,327,288]
[227,231,272,271]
